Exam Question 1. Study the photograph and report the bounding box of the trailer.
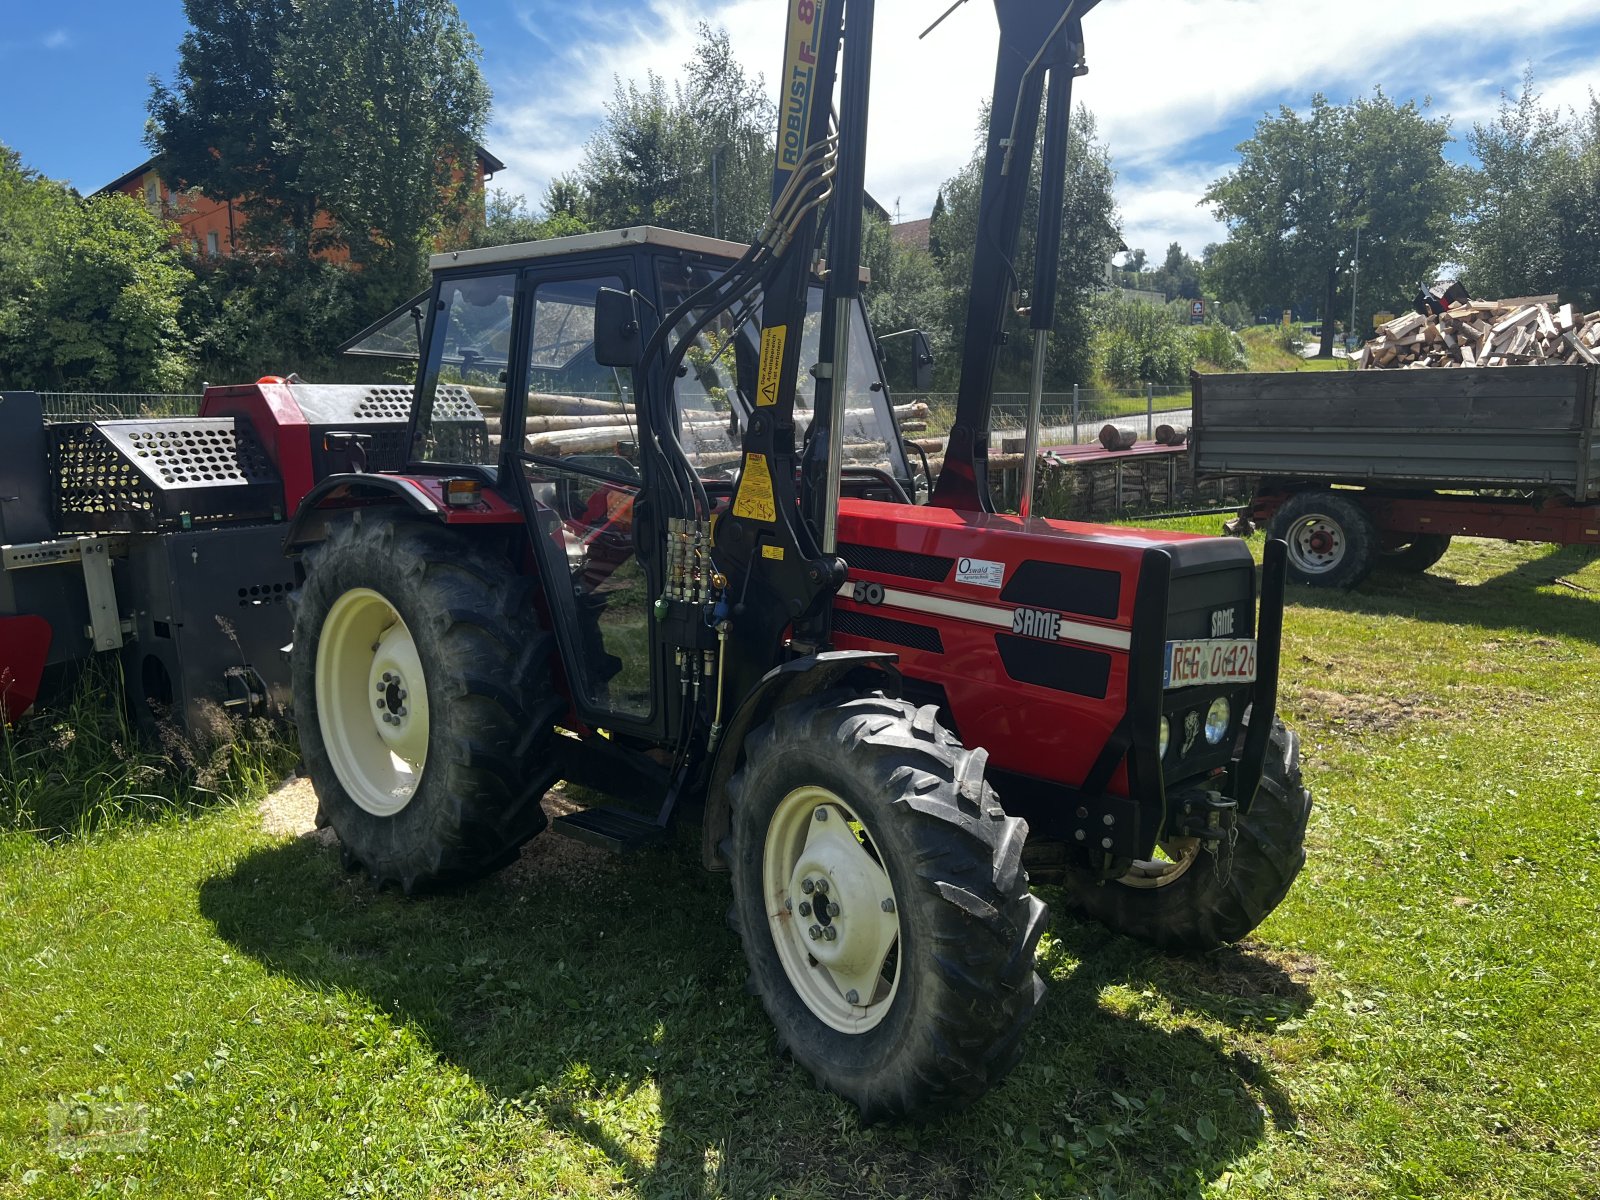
[1191,366,1600,587]
[0,383,477,726]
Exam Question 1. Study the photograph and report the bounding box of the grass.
[1233,328,1356,374]
[2,535,1598,1198]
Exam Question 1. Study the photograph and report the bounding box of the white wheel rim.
[762,786,902,1034]
[1285,513,1345,575]
[1118,837,1202,889]
[314,588,430,817]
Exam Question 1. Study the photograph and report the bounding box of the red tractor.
[285,0,1310,1119]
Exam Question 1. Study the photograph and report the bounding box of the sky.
[4,0,1599,263]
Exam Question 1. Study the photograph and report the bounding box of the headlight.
[1158,716,1170,758]
[1204,697,1231,744]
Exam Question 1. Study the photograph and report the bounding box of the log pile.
[1359,300,1600,369]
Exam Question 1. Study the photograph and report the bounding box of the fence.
[906,384,1192,447]
[37,393,203,421]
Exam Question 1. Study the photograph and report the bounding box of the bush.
[1190,322,1247,371]
[1092,294,1194,387]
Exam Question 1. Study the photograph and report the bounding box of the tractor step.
[549,806,667,854]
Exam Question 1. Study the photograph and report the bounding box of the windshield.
[657,259,910,482]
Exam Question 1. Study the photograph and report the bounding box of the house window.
[206,231,220,258]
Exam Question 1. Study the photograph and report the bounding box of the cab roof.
[429,226,749,273]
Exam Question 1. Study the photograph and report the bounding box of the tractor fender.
[281,473,519,556]
[700,649,900,871]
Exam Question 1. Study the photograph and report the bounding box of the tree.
[0,145,193,391]
[148,1,316,258]
[149,0,491,304]
[466,188,590,249]
[1151,242,1202,301]
[933,103,1122,390]
[1205,91,1459,355]
[570,25,776,242]
[1459,76,1600,307]
[860,216,948,390]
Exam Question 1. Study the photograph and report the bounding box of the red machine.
[278,0,1310,1121]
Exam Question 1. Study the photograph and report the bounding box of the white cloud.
[484,0,1600,249]
[1116,162,1230,258]
[42,29,71,51]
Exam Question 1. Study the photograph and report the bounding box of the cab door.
[508,261,668,738]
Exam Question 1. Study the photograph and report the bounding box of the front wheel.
[727,691,1047,1122]
[1060,720,1311,953]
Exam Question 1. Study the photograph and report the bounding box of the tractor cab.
[345,227,915,499]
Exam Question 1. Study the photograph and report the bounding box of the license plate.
[1164,638,1258,688]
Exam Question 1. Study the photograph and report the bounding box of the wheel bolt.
[814,879,829,895]
[382,672,394,683]
[376,682,385,693]
[382,713,395,725]
[398,689,407,701]
[785,898,793,912]
[808,924,822,941]
[881,898,895,913]
[845,989,860,1005]
[814,809,829,822]
[798,901,811,917]
[1101,837,1114,849]
[800,879,815,895]
[377,700,386,710]
[826,902,839,918]
[398,707,407,717]
[822,926,837,942]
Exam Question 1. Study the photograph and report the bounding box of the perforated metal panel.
[50,419,282,533]
[289,383,488,475]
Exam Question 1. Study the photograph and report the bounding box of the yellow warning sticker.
[732,452,777,523]
[756,325,787,407]
[761,544,785,561]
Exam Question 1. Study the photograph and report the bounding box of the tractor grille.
[50,419,282,533]
[833,608,945,654]
[837,542,954,583]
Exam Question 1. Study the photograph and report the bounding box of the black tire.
[1268,490,1379,589]
[290,512,561,890]
[1378,533,1451,574]
[1060,720,1311,953]
[726,690,1048,1122]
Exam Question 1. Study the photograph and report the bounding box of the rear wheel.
[1060,720,1311,952]
[1268,490,1378,589]
[1378,533,1451,574]
[291,513,561,890]
[727,690,1047,1121]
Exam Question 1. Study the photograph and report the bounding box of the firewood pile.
[1359,299,1600,369]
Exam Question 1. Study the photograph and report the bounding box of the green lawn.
[2,535,1597,1198]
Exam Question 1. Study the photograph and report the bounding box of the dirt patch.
[498,785,622,892]
[1292,688,1445,736]
[258,775,337,847]
[260,775,621,887]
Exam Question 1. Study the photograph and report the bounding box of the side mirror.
[911,329,935,391]
[593,287,641,368]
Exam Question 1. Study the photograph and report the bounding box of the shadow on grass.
[200,830,1308,1198]
[1290,543,1600,645]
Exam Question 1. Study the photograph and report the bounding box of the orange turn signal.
[444,478,482,508]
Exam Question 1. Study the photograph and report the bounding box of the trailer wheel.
[727,690,1047,1121]
[1378,534,1451,574]
[1061,720,1311,952]
[1269,490,1378,588]
[291,513,561,890]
